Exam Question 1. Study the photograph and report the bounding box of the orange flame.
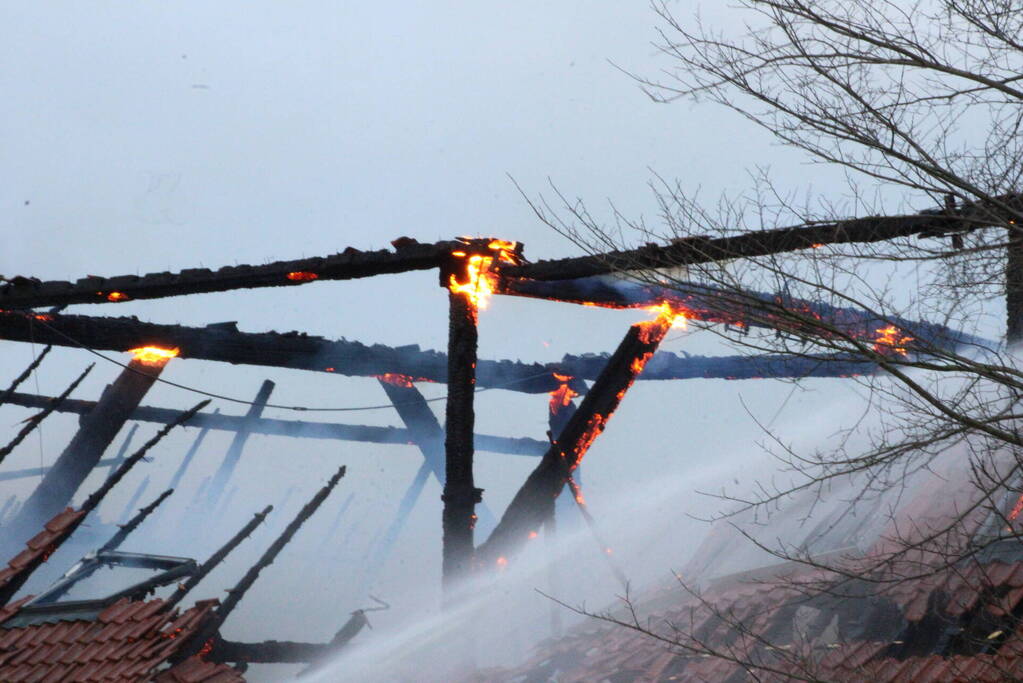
[447,239,521,311]
[645,301,688,330]
[286,271,319,282]
[549,373,580,415]
[377,373,414,388]
[104,291,131,302]
[873,325,913,356]
[448,254,497,310]
[128,346,179,366]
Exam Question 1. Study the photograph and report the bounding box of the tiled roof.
[0,507,86,597]
[0,504,244,682]
[475,459,1023,682]
[0,597,242,682]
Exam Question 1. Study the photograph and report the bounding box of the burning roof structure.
[469,444,1023,682]
[0,198,1016,680]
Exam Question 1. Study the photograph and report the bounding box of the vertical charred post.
[441,257,482,600]
[9,354,169,544]
[442,287,480,593]
[1008,223,1023,345]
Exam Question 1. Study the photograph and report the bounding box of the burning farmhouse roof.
[470,448,1023,682]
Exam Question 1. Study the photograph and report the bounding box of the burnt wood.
[442,290,479,597]
[500,196,1020,281]
[477,317,673,565]
[0,390,548,456]
[0,239,465,309]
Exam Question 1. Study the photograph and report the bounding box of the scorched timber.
[0,390,548,456]
[0,311,879,393]
[477,315,674,566]
[499,277,992,352]
[0,239,466,309]
[501,195,1022,281]
[0,311,568,394]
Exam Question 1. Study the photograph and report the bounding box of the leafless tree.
[520,1,1023,678]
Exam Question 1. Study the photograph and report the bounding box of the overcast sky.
[0,3,975,680]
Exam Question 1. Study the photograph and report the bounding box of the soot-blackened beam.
[10,355,169,535]
[0,364,94,467]
[207,380,274,508]
[176,466,346,661]
[477,315,675,566]
[0,345,51,407]
[0,310,568,394]
[441,269,481,598]
[0,239,466,309]
[100,488,174,553]
[163,504,273,612]
[500,277,991,352]
[501,195,1021,281]
[0,391,548,456]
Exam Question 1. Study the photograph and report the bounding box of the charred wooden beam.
[0,310,569,394]
[207,380,274,508]
[10,356,169,536]
[561,350,876,381]
[0,345,51,407]
[179,465,346,659]
[378,378,446,480]
[0,239,467,309]
[80,401,209,515]
[213,599,386,667]
[0,364,94,467]
[442,281,480,597]
[499,276,990,352]
[477,315,674,566]
[0,401,207,603]
[501,195,1021,281]
[163,504,273,612]
[100,488,174,553]
[0,391,548,456]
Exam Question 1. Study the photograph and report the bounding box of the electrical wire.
[19,313,566,413]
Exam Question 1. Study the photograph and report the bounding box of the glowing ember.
[447,239,521,311]
[286,271,319,282]
[548,373,580,415]
[128,346,179,366]
[448,254,498,311]
[104,291,131,302]
[528,531,538,539]
[1008,494,1023,522]
[873,325,914,356]
[496,556,508,568]
[375,373,434,387]
[377,373,414,388]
